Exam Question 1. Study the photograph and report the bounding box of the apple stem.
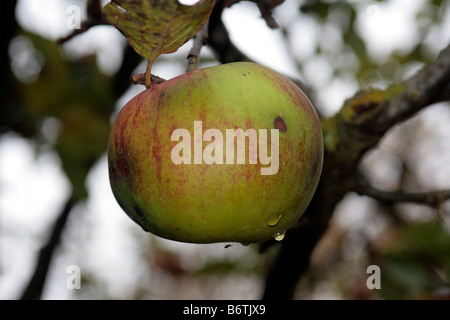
[187,19,209,73]
[131,73,166,86]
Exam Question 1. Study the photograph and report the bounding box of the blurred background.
[1,0,449,299]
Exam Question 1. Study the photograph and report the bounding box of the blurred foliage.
[4,32,114,199]
[379,222,450,299]
[1,0,449,299]
[291,0,450,113]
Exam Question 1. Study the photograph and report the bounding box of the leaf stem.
[145,60,153,89]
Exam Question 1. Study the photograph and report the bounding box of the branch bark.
[0,0,20,135]
[223,0,284,29]
[354,184,450,207]
[19,21,145,302]
[262,43,450,300]
[187,19,209,72]
[334,43,450,164]
[207,0,311,96]
[20,196,77,300]
[207,0,252,63]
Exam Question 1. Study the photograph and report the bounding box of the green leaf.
[103,0,215,73]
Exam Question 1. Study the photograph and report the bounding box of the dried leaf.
[103,0,215,73]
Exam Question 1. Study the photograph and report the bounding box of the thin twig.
[354,184,450,207]
[57,0,107,45]
[208,0,252,63]
[187,19,209,72]
[255,0,281,29]
[207,0,309,94]
[223,0,284,29]
[21,195,77,300]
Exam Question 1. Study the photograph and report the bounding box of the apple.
[108,62,323,243]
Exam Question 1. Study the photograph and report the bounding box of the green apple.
[108,62,323,243]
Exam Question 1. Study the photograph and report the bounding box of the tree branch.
[319,43,450,171]
[262,43,450,300]
[20,24,147,302]
[262,201,329,300]
[223,0,284,29]
[207,0,252,63]
[254,0,282,29]
[371,44,450,131]
[354,184,450,208]
[57,0,107,45]
[207,0,312,97]
[112,45,145,96]
[20,195,77,300]
[0,0,20,135]
[187,19,209,72]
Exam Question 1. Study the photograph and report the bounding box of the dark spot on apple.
[117,154,131,178]
[133,204,145,219]
[159,93,165,99]
[274,116,287,132]
[312,162,318,176]
[108,162,116,179]
[132,204,151,232]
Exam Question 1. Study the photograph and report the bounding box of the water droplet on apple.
[274,232,285,241]
[266,214,282,227]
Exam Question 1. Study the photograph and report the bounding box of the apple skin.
[108,62,323,243]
